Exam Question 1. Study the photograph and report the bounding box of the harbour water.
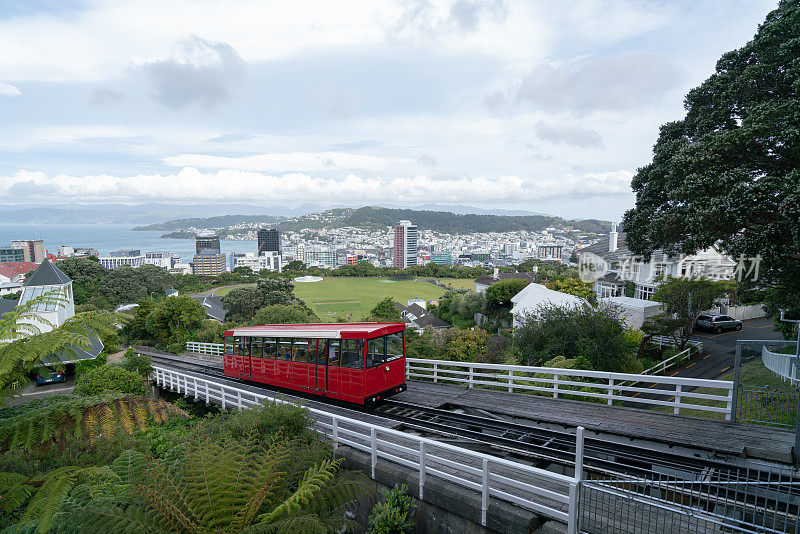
[0,224,258,264]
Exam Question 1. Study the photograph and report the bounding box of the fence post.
[419,441,427,500]
[221,387,226,410]
[469,366,474,389]
[433,363,438,383]
[205,381,210,404]
[237,391,242,410]
[194,378,198,400]
[553,374,559,399]
[674,384,682,415]
[481,458,489,527]
[508,369,514,393]
[607,377,614,405]
[567,426,585,534]
[332,419,338,455]
[731,343,742,423]
[370,427,377,479]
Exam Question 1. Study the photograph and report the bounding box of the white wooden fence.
[151,365,584,532]
[640,347,692,376]
[184,342,731,418]
[649,336,703,353]
[406,358,734,419]
[761,346,799,385]
[185,341,223,356]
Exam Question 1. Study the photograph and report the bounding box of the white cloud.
[533,121,602,148]
[162,152,415,172]
[1,168,633,205]
[0,82,21,97]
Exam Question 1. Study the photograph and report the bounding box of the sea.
[0,224,258,264]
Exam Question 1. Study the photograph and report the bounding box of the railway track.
[147,351,800,525]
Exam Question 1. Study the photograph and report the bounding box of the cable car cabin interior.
[222,323,407,405]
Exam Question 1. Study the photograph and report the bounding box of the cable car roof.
[224,322,406,339]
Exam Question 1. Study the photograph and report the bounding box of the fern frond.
[0,472,35,514]
[257,459,341,524]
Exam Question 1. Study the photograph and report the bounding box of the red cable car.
[222,323,408,405]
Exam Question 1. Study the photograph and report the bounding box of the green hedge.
[74,364,147,397]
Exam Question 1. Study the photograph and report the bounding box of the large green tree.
[622,1,800,329]
[651,277,728,348]
[485,279,529,320]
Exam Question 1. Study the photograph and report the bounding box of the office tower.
[257,228,281,256]
[393,220,418,269]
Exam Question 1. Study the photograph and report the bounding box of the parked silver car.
[696,314,742,334]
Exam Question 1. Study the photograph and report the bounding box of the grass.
[291,277,449,321]
[431,278,478,290]
[653,358,798,425]
[214,284,253,297]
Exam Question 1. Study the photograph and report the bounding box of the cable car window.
[277,339,292,361]
[386,333,404,362]
[327,340,340,367]
[263,338,277,359]
[366,337,385,368]
[341,339,364,369]
[224,336,234,355]
[293,339,313,363]
[234,336,245,356]
[251,337,263,358]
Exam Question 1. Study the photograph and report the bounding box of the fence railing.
[641,347,692,376]
[151,365,584,532]
[581,468,800,534]
[185,341,223,356]
[649,335,703,353]
[183,343,732,419]
[406,358,734,419]
[762,346,799,385]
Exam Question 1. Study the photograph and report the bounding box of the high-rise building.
[393,220,418,269]
[11,240,46,263]
[196,235,221,255]
[0,247,25,263]
[192,252,227,276]
[98,250,146,269]
[257,228,281,256]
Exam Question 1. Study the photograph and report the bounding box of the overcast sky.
[0,0,776,220]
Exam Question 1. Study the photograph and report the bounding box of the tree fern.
[0,290,124,403]
[0,394,187,455]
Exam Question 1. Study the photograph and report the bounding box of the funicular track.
[148,352,800,526]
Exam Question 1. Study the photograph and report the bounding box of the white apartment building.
[144,251,179,269]
[304,247,336,269]
[233,252,282,273]
[393,220,418,269]
[98,250,146,269]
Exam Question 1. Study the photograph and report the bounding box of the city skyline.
[0,1,777,220]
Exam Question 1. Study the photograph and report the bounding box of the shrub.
[74,365,147,397]
[118,349,152,377]
[74,353,107,379]
[367,483,416,534]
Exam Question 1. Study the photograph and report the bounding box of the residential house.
[475,268,537,293]
[394,301,450,333]
[0,262,41,284]
[578,224,736,301]
[510,283,586,330]
[192,295,228,323]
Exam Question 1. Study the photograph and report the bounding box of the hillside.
[133,206,610,235]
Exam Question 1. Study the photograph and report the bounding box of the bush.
[73,365,147,397]
[119,348,152,377]
[74,353,107,379]
[367,484,416,534]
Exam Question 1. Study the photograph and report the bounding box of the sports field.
[292,277,448,321]
[432,278,478,290]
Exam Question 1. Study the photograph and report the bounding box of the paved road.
[667,317,783,381]
[7,376,75,406]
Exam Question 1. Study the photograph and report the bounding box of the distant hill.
[134,206,610,235]
[134,214,285,231]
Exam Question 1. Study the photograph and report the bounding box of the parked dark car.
[33,369,66,386]
[696,314,742,334]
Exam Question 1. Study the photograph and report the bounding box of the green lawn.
[214,284,253,297]
[292,277,449,321]
[432,278,478,290]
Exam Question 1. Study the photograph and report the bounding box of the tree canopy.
[651,277,728,348]
[485,279,529,319]
[622,1,800,324]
